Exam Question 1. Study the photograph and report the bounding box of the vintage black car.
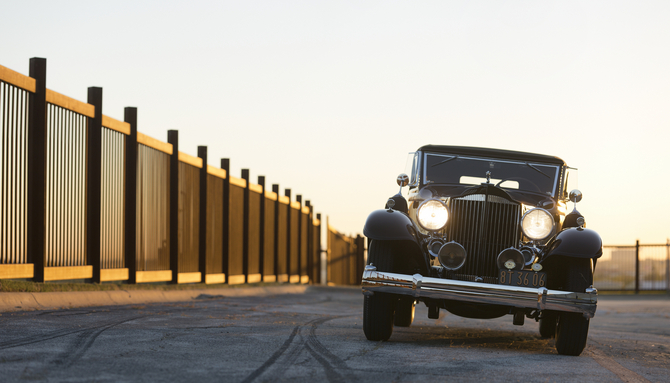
[361,145,601,356]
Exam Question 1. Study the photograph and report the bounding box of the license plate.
[498,269,547,288]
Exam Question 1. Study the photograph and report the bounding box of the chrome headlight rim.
[416,198,449,231]
[520,207,555,241]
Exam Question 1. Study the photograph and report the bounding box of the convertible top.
[418,145,566,166]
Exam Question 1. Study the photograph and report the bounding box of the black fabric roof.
[418,145,566,166]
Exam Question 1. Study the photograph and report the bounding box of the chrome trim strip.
[361,270,597,318]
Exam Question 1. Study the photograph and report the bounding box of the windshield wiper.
[525,162,550,178]
[431,155,458,167]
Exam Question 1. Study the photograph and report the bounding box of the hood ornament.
[486,171,491,184]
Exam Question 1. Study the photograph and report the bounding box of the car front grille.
[446,194,521,281]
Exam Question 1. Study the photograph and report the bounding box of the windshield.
[423,153,560,197]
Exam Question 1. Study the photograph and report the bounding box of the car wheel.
[363,240,398,341]
[539,312,557,338]
[555,258,592,356]
[394,297,415,327]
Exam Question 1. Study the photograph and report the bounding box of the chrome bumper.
[361,266,597,318]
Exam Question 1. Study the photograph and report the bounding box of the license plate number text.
[499,269,546,288]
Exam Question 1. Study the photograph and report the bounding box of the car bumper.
[361,266,597,318]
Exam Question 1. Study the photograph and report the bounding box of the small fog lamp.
[438,242,467,270]
[428,239,444,258]
[497,248,525,271]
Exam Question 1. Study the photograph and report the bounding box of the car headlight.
[417,199,449,231]
[521,208,554,241]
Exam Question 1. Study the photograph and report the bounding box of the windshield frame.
[421,152,561,198]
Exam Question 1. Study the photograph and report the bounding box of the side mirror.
[397,173,409,188]
[569,189,583,203]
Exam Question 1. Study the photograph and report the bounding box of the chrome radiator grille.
[446,194,521,281]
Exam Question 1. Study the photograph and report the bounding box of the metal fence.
[5,57,663,291]
[0,75,29,268]
[594,241,670,292]
[0,58,322,285]
[327,223,365,286]
[100,126,125,270]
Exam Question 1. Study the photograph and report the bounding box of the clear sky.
[2,1,669,245]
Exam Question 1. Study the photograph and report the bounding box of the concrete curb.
[0,285,310,313]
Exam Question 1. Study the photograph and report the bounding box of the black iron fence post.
[123,107,138,283]
[198,146,208,280]
[167,130,179,283]
[306,201,313,283]
[241,169,250,283]
[345,234,350,285]
[272,184,280,278]
[87,87,103,283]
[296,194,302,283]
[27,57,47,282]
[221,158,230,282]
[258,176,265,281]
[285,188,291,282]
[635,239,640,294]
[316,213,322,285]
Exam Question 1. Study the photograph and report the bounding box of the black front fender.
[544,227,603,259]
[363,209,419,243]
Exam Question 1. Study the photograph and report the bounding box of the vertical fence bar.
[635,239,640,294]
[262,180,275,282]
[345,234,350,285]
[168,130,179,283]
[124,107,138,283]
[87,87,102,282]
[27,57,47,282]
[356,234,364,285]
[326,216,330,284]
[258,175,265,281]
[306,201,313,283]
[316,213,322,285]
[666,239,669,294]
[296,195,302,283]
[241,169,249,283]
[272,184,280,279]
[221,158,230,282]
[285,188,291,282]
[198,146,208,281]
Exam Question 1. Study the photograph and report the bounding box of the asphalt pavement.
[0,286,668,382]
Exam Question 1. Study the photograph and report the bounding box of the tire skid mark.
[0,314,144,350]
[242,315,356,383]
[240,325,300,383]
[55,316,145,368]
[304,343,346,383]
[306,317,355,381]
[36,309,100,317]
[0,304,194,351]
[0,327,90,350]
